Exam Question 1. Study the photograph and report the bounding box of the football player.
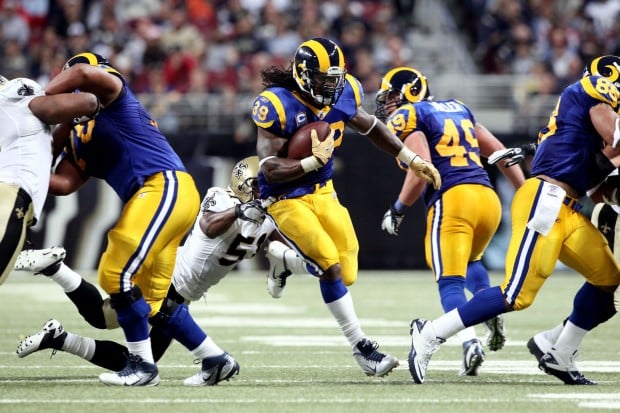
[375,66,525,377]
[252,37,441,377]
[0,76,99,287]
[15,156,309,385]
[407,55,620,385]
[42,52,201,386]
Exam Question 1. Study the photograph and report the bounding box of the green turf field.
[0,270,618,413]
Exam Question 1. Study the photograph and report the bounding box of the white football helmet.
[0,77,44,100]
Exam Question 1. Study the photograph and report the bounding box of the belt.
[278,181,328,200]
[563,196,582,212]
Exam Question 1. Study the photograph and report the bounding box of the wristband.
[393,199,408,214]
[613,118,620,148]
[300,156,322,173]
[397,146,417,165]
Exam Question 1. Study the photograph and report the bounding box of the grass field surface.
[0,270,619,413]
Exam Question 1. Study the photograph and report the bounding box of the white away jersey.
[172,186,276,301]
[0,79,51,219]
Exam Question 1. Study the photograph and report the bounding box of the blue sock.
[568,282,616,330]
[465,260,490,294]
[115,297,151,342]
[457,286,508,327]
[438,277,467,312]
[320,278,348,303]
[158,303,207,351]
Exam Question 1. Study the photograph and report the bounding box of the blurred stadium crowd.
[1,0,618,98]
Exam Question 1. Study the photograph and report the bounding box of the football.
[287,121,331,159]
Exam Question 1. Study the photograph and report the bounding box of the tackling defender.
[15,156,309,385]
[407,55,620,385]
[375,66,525,377]
[0,76,99,286]
[253,37,441,377]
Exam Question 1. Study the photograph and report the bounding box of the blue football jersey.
[531,75,620,196]
[64,82,187,202]
[386,99,491,206]
[251,74,364,199]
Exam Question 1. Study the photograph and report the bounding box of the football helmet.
[583,55,620,88]
[293,38,347,107]
[229,156,259,203]
[375,67,431,121]
[0,77,44,99]
[63,52,123,79]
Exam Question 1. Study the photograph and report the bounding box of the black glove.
[235,200,266,224]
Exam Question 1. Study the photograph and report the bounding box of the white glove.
[488,143,537,167]
[488,147,524,167]
[311,128,335,165]
[235,200,266,224]
[381,206,405,235]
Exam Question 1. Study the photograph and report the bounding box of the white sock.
[191,336,225,360]
[61,332,96,361]
[126,338,154,363]
[540,323,564,345]
[456,326,478,343]
[325,291,365,347]
[284,249,309,274]
[431,309,466,340]
[50,263,83,293]
[553,320,587,354]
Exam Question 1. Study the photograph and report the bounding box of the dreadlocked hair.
[261,63,298,90]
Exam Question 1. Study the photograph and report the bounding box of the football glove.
[488,143,537,167]
[381,205,405,235]
[311,128,335,165]
[410,155,442,189]
[235,200,266,224]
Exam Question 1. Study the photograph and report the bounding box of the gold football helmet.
[229,156,260,202]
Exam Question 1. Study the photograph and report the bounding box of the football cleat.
[538,347,596,385]
[408,319,443,384]
[483,315,506,351]
[183,352,240,386]
[16,319,67,358]
[459,338,485,376]
[99,354,160,386]
[265,241,292,299]
[527,329,555,363]
[352,338,399,377]
[14,247,66,276]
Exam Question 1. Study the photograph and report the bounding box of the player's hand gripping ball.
[287,121,334,163]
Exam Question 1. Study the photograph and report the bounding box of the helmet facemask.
[298,65,346,107]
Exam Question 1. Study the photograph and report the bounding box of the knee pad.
[109,286,151,326]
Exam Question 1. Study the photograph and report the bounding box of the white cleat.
[16,319,67,358]
[99,354,160,386]
[352,338,399,377]
[14,247,66,275]
[265,241,292,299]
[408,318,443,384]
[184,353,240,386]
